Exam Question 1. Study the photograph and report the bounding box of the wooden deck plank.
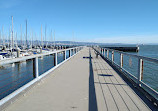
[92,54,129,111]
[94,63,118,111]
[93,65,108,111]
[99,58,151,111]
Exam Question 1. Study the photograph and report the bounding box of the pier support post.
[17,49,20,58]
[138,59,143,86]
[3,46,6,51]
[107,50,109,58]
[112,51,114,62]
[33,57,39,78]
[40,47,42,53]
[120,53,123,68]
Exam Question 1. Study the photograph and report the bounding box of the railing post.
[120,53,123,68]
[77,48,78,52]
[107,50,109,58]
[102,48,104,55]
[72,49,73,55]
[63,51,65,60]
[54,53,57,66]
[138,58,143,86]
[69,49,71,57]
[104,49,106,56]
[33,57,39,78]
[65,50,66,60]
[112,51,114,62]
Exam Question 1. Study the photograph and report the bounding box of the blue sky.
[0,0,158,43]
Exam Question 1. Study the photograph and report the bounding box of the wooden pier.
[2,47,156,111]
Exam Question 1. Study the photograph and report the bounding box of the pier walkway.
[4,47,151,111]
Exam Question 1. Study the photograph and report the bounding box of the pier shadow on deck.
[98,74,113,77]
[94,82,127,86]
[88,49,98,111]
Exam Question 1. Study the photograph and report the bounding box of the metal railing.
[0,46,83,108]
[93,46,158,103]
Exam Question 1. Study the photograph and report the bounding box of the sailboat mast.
[11,16,14,53]
[8,27,10,48]
[54,30,55,47]
[51,29,53,46]
[9,26,12,49]
[72,31,74,46]
[45,25,47,46]
[26,20,27,47]
[0,30,1,45]
[41,25,43,47]
[16,32,17,48]
[20,24,22,46]
[32,31,33,48]
[2,26,4,46]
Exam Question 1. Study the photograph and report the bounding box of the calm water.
[0,50,72,100]
[138,45,158,59]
